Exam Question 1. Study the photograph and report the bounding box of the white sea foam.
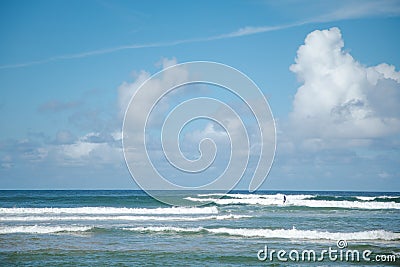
[123,226,204,233]
[227,193,314,200]
[0,214,248,222]
[355,196,399,201]
[0,206,218,215]
[186,195,400,209]
[286,199,400,210]
[197,193,313,200]
[355,196,377,201]
[0,225,93,234]
[124,226,400,241]
[197,193,226,197]
[207,228,400,241]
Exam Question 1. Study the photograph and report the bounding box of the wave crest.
[124,226,400,241]
[186,194,400,209]
[0,225,92,234]
[0,206,218,215]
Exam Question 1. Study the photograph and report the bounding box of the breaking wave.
[124,226,400,241]
[186,193,400,209]
[0,225,93,234]
[0,206,218,215]
[0,214,248,222]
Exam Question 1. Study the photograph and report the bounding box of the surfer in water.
[283,195,287,204]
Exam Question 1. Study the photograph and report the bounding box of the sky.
[0,0,399,191]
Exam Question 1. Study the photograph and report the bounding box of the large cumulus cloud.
[290,27,400,142]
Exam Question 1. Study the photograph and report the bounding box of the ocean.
[0,190,399,266]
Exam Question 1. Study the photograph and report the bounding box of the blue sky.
[0,0,399,191]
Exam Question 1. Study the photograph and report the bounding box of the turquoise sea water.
[0,190,399,266]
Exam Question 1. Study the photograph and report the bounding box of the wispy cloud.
[0,25,295,70]
[1,0,399,70]
[214,0,400,38]
[314,0,400,22]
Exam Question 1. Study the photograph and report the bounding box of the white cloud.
[290,27,400,142]
[121,58,196,176]
[118,57,189,122]
[121,58,193,144]
[61,141,99,159]
[54,130,76,145]
[111,131,122,141]
[184,123,229,150]
[117,70,150,118]
[45,58,186,168]
[57,132,123,166]
[187,123,227,140]
[1,59,186,171]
